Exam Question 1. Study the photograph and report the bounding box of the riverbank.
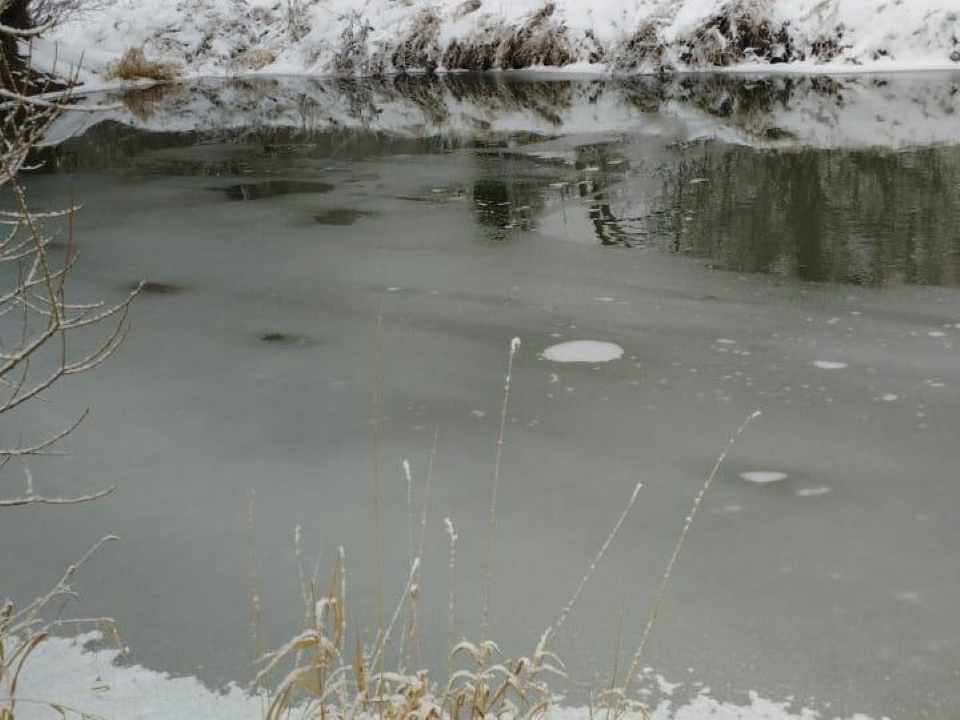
[38,0,960,86]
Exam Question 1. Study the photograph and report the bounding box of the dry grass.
[613,1,849,72]
[677,6,795,68]
[255,538,566,720]
[442,3,574,72]
[390,10,442,73]
[255,333,760,720]
[232,47,278,73]
[118,82,177,121]
[105,47,180,83]
[332,12,380,76]
[1,538,124,720]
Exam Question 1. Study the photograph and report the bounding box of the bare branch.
[0,484,115,507]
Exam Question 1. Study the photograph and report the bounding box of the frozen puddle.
[741,471,789,484]
[13,634,882,720]
[542,340,624,363]
[813,361,848,370]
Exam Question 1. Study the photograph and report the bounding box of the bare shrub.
[332,11,379,75]
[442,3,573,72]
[442,33,500,72]
[1,19,137,717]
[105,47,180,83]
[677,1,795,67]
[614,22,667,73]
[390,9,441,73]
[29,0,111,26]
[498,3,573,69]
[285,0,309,42]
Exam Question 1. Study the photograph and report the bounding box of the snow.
[542,340,625,363]
[37,0,960,84]
[741,471,788,484]
[813,361,848,370]
[9,634,885,720]
[795,487,833,497]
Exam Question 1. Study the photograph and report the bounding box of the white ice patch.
[741,471,788,484]
[542,341,624,363]
[715,338,737,345]
[11,634,882,720]
[813,360,848,369]
[795,486,833,497]
[711,504,745,514]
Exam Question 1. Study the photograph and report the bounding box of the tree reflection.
[652,146,960,286]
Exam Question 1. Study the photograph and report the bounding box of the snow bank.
[9,633,885,720]
[41,0,960,82]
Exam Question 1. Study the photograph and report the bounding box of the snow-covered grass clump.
[44,0,960,84]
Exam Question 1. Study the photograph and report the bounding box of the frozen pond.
[4,74,960,718]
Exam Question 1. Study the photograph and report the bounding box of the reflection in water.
[647,146,960,285]
[225,180,335,200]
[41,72,960,286]
[132,281,190,295]
[313,208,373,225]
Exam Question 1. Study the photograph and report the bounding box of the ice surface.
[6,78,960,716]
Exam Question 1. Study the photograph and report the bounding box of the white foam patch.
[542,341,624,363]
[879,394,899,402]
[12,635,880,720]
[741,471,788,484]
[813,360,848,369]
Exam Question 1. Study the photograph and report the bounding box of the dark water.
[5,73,960,718]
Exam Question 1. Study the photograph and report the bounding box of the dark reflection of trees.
[469,152,549,241]
[28,74,960,285]
[652,146,960,286]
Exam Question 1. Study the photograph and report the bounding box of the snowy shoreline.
[39,0,960,87]
[9,633,883,720]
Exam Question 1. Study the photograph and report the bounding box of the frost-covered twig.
[481,336,520,641]
[620,410,762,701]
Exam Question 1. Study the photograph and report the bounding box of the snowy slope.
[41,0,960,83]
